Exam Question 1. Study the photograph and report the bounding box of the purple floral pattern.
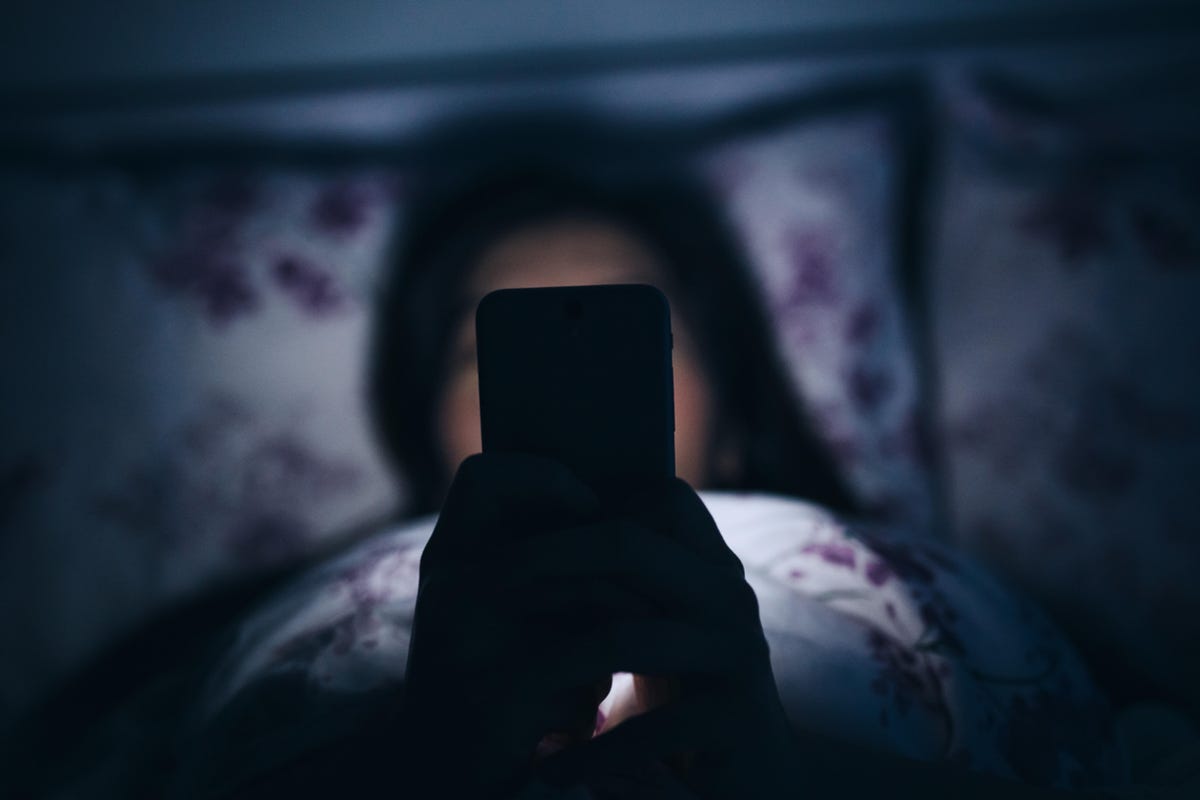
[270,253,349,318]
[0,169,402,718]
[141,170,398,326]
[193,494,1125,788]
[932,71,1200,711]
[94,396,365,570]
[698,117,937,531]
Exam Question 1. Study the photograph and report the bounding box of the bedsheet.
[175,493,1126,794]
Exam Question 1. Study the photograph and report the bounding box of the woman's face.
[437,219,718,488]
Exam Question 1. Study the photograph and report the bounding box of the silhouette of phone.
[476,284,675,500]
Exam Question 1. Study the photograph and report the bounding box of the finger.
[493,574,659,634]
[538,675,612,744]
[631,478,746,579]
[410,573,655,676]
[519,618,766,700]
[421,567,656,631]
[424,453,601,569]
[465,520,758,627]
[536,690,745,788]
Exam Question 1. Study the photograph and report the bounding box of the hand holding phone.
[399,283,794,795]
[402,453,795,797]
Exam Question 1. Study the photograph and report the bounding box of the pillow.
[696,111,936,530]
[174,494,1123,793]
[927,70,1200,710]
[0,167,404,724]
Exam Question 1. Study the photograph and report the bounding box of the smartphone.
[475,283,675,500]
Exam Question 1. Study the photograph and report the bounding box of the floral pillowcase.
[927,70,1200,711]
[698,115,935,531]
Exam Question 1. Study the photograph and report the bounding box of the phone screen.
[476,283,675,499]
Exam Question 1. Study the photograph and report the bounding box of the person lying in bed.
[172,161,1129,798]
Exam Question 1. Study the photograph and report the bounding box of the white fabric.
[194,492,1126,789]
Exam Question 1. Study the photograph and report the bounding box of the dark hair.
[369,145,860,518]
